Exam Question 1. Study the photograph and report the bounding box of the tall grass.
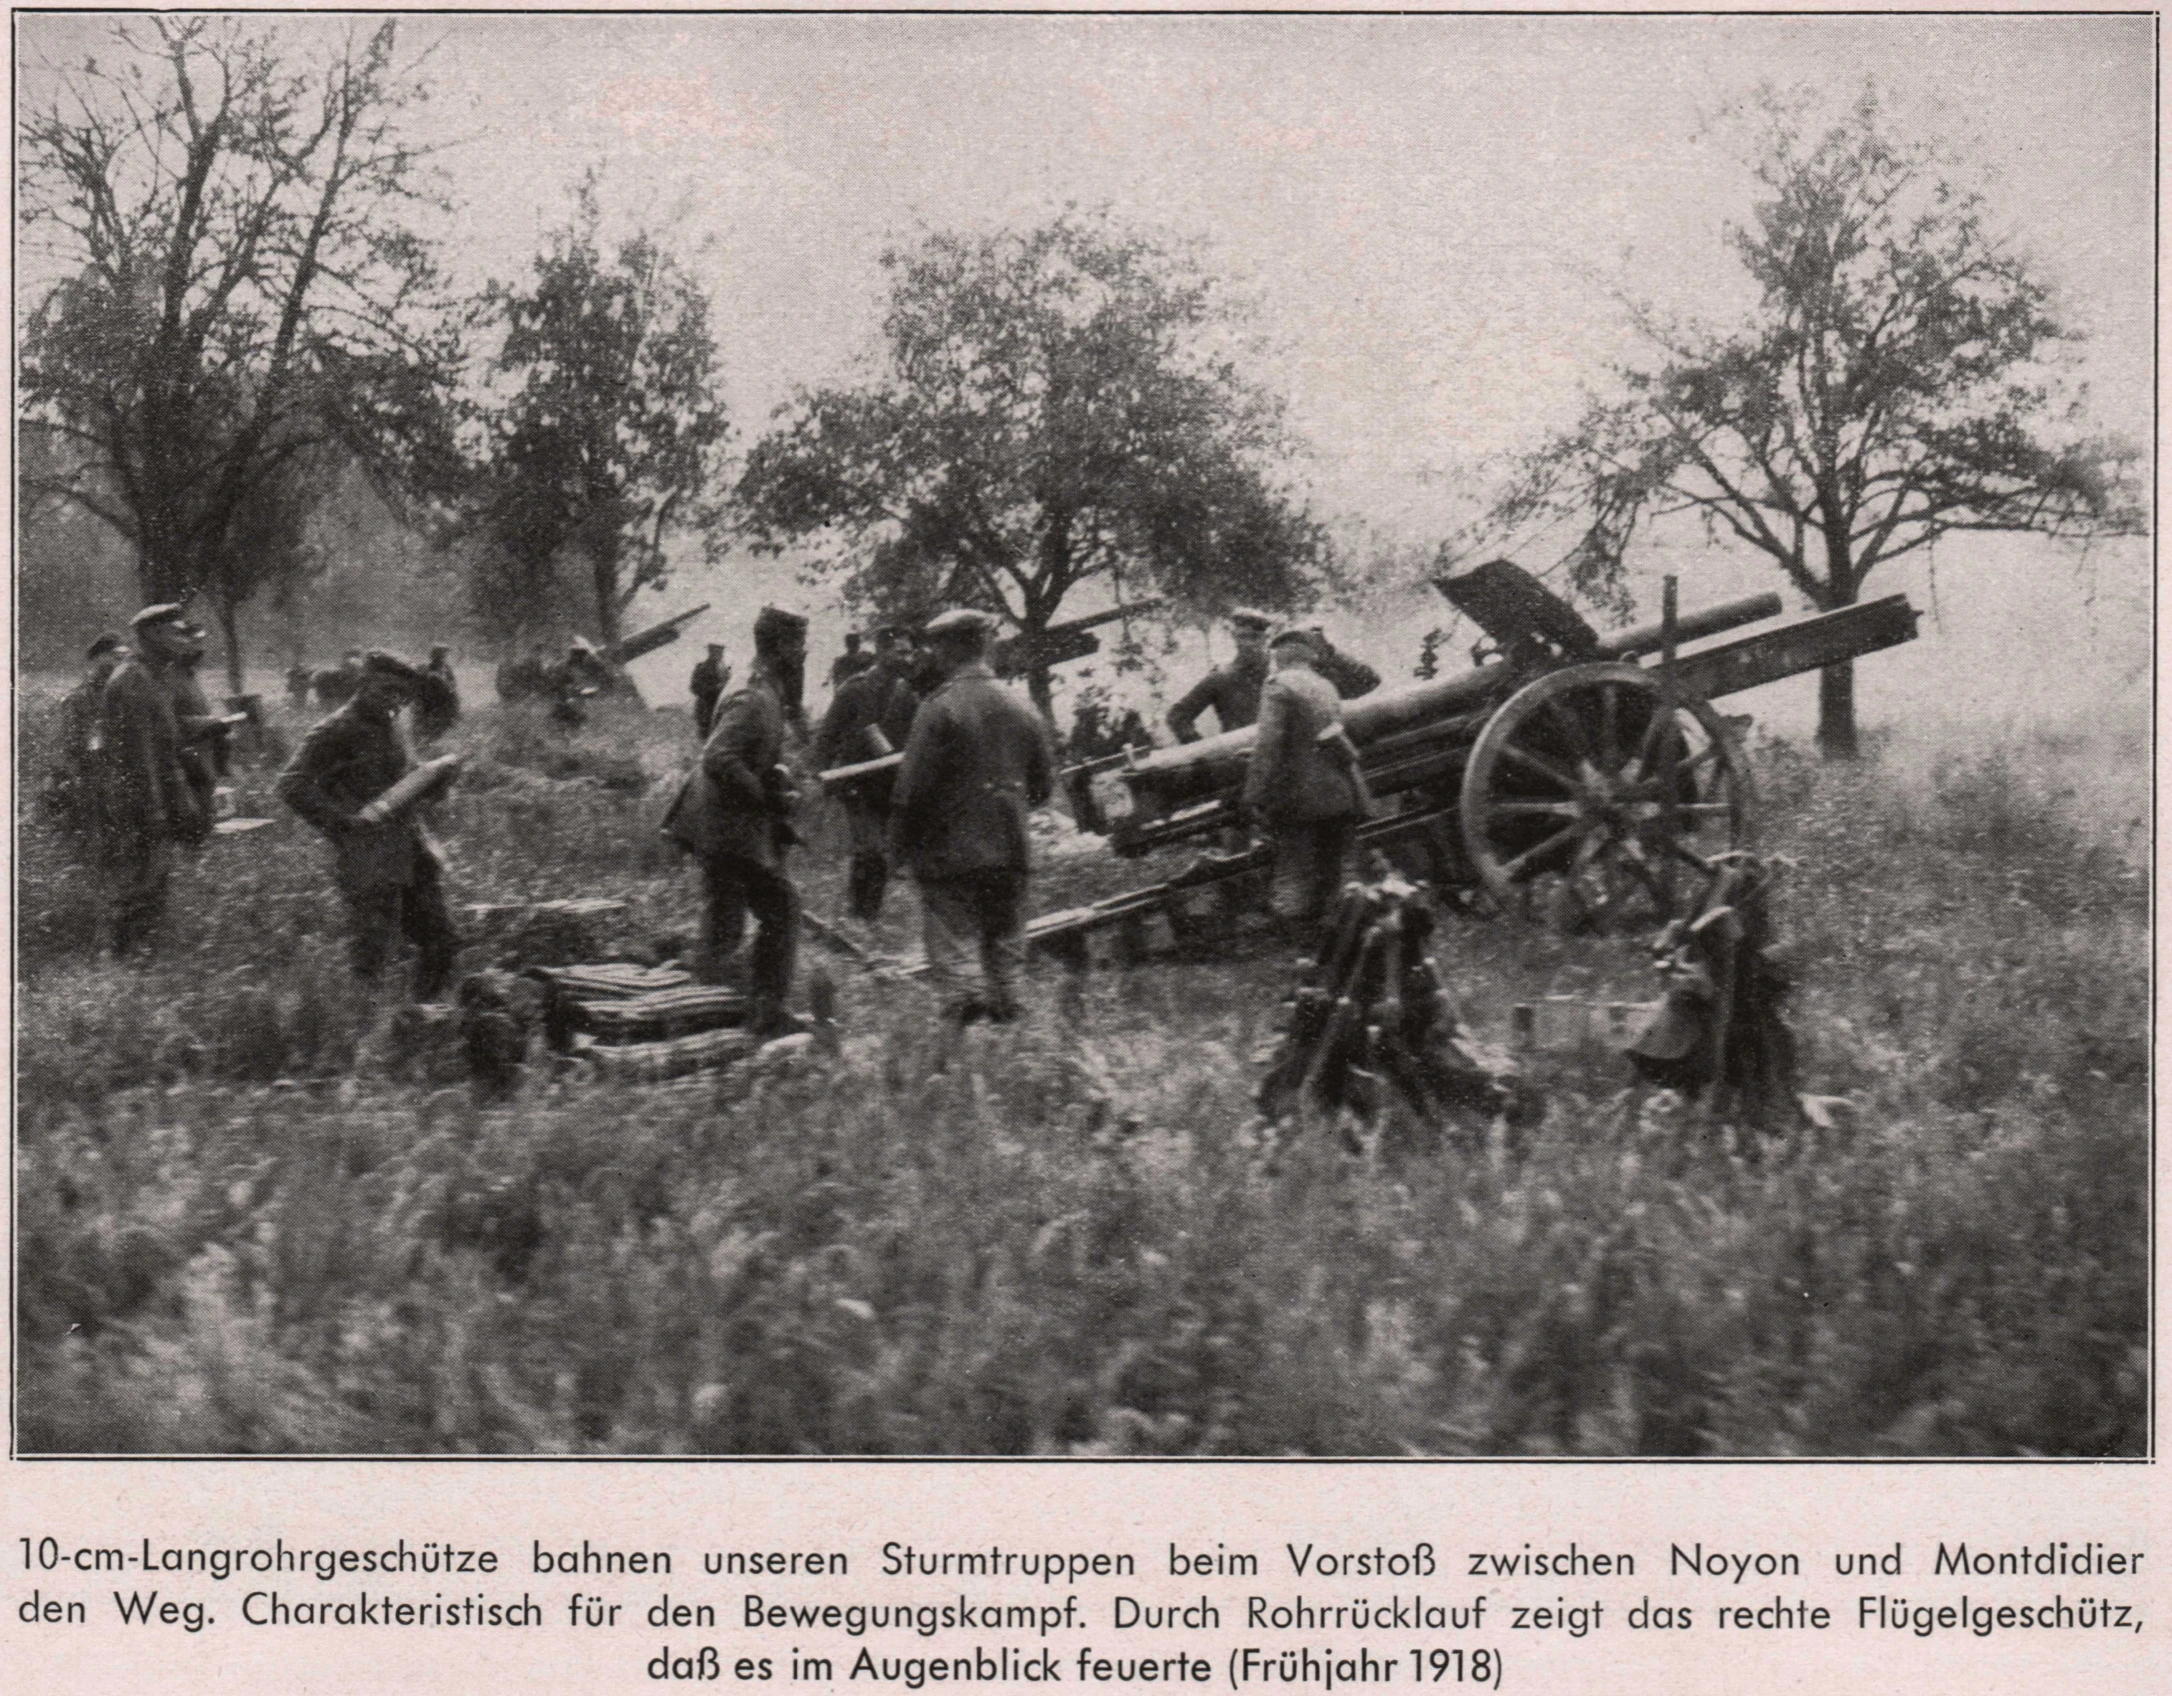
[12,692,2148,1454]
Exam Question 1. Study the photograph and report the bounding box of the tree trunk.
[1814,524,1862,760]
[216,595,246,697]
[1025,663,1055,724]
[1816,661,1859,759]
[593,542,622,651]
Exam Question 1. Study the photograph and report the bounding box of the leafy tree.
[19,17,467,645]
[736,209,1326,717]
[476,178,730,652]
[1493,86,2142,756]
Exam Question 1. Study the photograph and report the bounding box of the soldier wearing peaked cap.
[663,607,808,1036]
[689,642,731,738]
[754,605,811,734]
[1243,626,1369,941]
[890,607,1054,1025]
[277,650,462,1001]
[416,643,460,742]
[96,605,221,955]
[815,625,922,923]
[47,633,128,850]
[1166,607,1274,744]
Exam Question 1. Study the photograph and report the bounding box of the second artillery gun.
[1090,559,1918,930]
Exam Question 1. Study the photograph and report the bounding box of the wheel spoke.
[1599,683,1621,772]
[1499,740,1580,792]
[1621,835,1677,915]
[1499,822,1582,881]
[1487,798,1580,818]
[1541,695,1595,760]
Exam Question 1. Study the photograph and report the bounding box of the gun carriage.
[1098,561,1918,928]
[818,561,1919,955]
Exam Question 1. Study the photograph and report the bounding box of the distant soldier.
[689,643,731,737]
[45,632,127,840]
[662,607,808,1037]
[416,644,461,741]
[1242,628,1369,939]
[1306,627,1383,701]
[890,608,1054,1026]
[547,641,607,729]
[828,631,874,690]
[814,627,921,922]
[98,606,216,956]
[496,645,552,704]
[276,652,461,1002]
[1165,608,1273,743]
[316,649,365,707]
[285,658,314,710]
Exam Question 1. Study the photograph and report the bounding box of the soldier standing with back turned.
[1242,627,1368,942]
[814,626,921,923]
[889,608,1054,1026]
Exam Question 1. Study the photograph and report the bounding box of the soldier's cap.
[1229,607,1274,632]
[1269,625,1319,652]
[86,631,125,661]
[130,603,206,639]
[922,606,998,641]
[753,605,809,645]
[360,650,427,687]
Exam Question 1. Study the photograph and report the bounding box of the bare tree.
[20,16,466,648]
[1494,85,2142,756]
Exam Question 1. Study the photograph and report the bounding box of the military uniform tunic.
[277,698,458,1000]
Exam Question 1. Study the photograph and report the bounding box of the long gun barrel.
[992,599,1163,677]
[611,603,712,666]
[1119,589,1783,808]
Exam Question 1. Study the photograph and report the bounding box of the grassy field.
[12,682,2149,1455]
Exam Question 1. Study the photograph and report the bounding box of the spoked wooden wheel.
[1459,663,1752,930]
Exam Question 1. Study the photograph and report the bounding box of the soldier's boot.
[847,851,889,923]
[748,997,809,1040]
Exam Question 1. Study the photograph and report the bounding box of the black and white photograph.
[13,9,2151,1458]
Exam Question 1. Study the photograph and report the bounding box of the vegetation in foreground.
[14,690,2149,1455]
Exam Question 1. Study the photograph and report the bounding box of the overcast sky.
[17,12,2155,738]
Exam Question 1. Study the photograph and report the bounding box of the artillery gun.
[990,600,1163,680]
[1092,559,1917,930]
[610,602,712,667]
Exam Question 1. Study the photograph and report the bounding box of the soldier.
[814,626,921,923]
[416,644,461,741]
[662,606,807,1036]
[689,642,731,737]
[1165,608,1273,743]
[276,652,461,1002]
[1306,626,1383,700]
[828,631,874,690]
[316,649,365,706]
[45,633,128,841]
[889,608,1054,1026]
[98,606,215,955]
[285,657,314,711]
[1242,627,1368,940]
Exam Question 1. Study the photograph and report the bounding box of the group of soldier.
[654,602,1380,1032]
[51,592,1386,1041]
[664,604,1051,1033]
